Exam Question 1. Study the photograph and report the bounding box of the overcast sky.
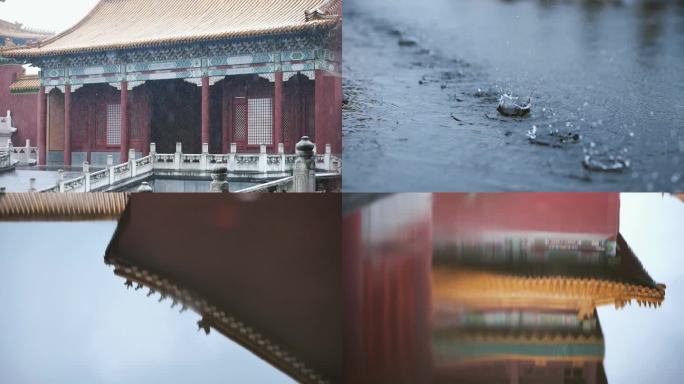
[599,193,684,383]
[0,221,293,384]
[1,0,99,33]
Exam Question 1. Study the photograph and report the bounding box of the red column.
[142,85,151,156]
[222,81,230,154]
[274,72,283,149]
[63,84,72,166]
[120,81,129,162]
[314,70,342,154]
[314,69,326,151]
[201,76,210,151]
[37,86,46,166]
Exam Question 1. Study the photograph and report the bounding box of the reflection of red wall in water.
[343,195,433,384]
[434,360,605,384]
[432,193,620,242]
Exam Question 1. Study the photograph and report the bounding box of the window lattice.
[248,98,273,145]
[107,104,121,146]
[233,99,247,141]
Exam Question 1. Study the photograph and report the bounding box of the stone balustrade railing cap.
[296,136,315,153]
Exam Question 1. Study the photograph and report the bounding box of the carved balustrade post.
[174,142,182,170]
[259,144,267,173]
[137,181,153,193]
[58,169,65,192]
[107,154,114,185]
[229,143,237,170]
[83,161,91,191]
[209,165,229,193]
[201,143,209,170]
[25,139,30,164]
[129,148,136,177]
[324,144,332,172]
[293,136,315,193]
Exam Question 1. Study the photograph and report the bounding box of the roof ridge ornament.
[304,9,339,22]
[305,0,341,21]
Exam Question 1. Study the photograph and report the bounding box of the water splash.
[498,94,531,117]
[582,153,631,172]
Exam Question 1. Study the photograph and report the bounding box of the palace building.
[1,0,342,167]
[0,19,50,48]
[0,19,51,148]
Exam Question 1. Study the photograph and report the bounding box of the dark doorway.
[283,74,315,153]
[148,79,201,153]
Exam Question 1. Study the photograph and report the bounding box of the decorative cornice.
[34,46,339,87]
[107,258,329,384]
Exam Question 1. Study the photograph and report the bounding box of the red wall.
[0,64,38,147]
[343,195,433,384]
[315,70,342,154]
[432,192,620,244]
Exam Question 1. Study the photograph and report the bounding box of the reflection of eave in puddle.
[432,235,666,319]
[432,307,608,383]
[432,267,664,319]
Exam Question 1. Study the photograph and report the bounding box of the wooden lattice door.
[232,98,248,151]
[232,96,273,151]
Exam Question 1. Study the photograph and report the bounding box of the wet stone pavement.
[343,0,684,192]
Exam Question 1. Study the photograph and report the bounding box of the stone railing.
[4,139,38,166]
[235,176,295,193]
[40,139,341,193]
[0,151,12,171]
[150,142,341,176]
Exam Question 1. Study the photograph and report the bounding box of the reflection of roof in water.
[437,309,603,339]
[432,311,608,383]
[434,233,663,291]
[104,194,341,384]
[433,335,604,362]
[433,235,665,318]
